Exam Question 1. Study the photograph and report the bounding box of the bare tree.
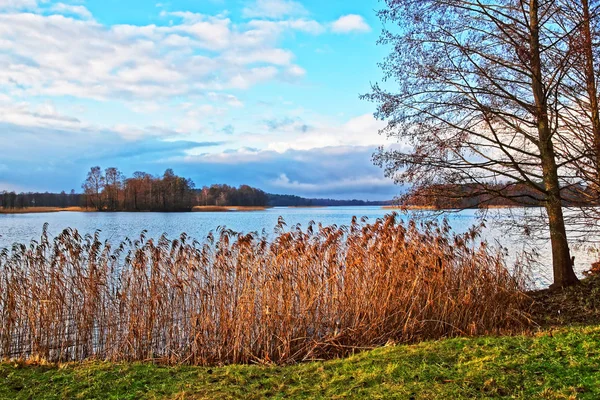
[363,0,581,288]
[82,166,105,211]
[552,0,600,192]
[104,167,124,211]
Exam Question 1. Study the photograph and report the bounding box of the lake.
[0,206,596,287]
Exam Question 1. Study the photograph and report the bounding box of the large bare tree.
[550,0,600,192]
[363,0,582,288]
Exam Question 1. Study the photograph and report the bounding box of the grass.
[0,325,598,399]
[0,207,92,214]
[191,206,269,212]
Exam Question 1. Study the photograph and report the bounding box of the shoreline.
[0,204,540,215]
[382,204,537,211]
[0,207,95,214]
[192,206,270,212]
[0,206,271,214]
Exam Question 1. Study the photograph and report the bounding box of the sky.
[0,0,400,200]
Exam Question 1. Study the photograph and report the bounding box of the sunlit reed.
[0,214,530,365]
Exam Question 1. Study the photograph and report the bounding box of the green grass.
[1,326,599,399]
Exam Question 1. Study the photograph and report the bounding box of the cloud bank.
[0,0,394,200]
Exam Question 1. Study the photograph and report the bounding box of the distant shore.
[0,207,95,214]
[382,204,527,211]
[0,204,528,215]
[192,206,270,212]
[1,206,271,214]
[382,205,438,211]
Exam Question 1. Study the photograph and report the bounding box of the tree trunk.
[546,194,579,288]
[530,0,579,288]
[581,0,600,192]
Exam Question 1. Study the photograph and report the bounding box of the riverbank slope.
[1,325,598,399]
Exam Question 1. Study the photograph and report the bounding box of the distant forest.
[267,194,390,207]
[3,168,595,212]
[402,183,593,209]
[0,167,389,211]
[0,167,269,211]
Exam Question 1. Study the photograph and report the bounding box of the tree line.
[267,194,391,207]
[403,183,594,209]
[82,167,197,211]
[82,167,269,211]
[1,167,269,211]
[0,190,84,209]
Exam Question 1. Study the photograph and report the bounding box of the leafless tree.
[104,167,124,211]
[363,0,583,288]
[82,166,105,211]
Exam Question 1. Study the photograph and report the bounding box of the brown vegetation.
[529,274,600,328]
[0,215,530,365]
[80,167,269,212]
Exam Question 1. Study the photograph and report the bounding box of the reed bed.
[0,214,530,365]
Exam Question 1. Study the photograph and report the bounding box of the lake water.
[0,206,596,287]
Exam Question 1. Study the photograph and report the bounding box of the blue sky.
[0,0,400,200]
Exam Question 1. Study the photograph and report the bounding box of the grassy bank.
[0,207,92,214]
[1,325,598,399]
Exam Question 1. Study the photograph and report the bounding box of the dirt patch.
[529,274,600,327]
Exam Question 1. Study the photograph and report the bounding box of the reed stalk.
[0,214,530,365]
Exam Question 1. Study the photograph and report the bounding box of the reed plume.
[0,214,530,365]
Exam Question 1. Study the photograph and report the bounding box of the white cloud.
[128,101,161,114]
[0,181,28,192]
[266,114,388,152]
[207,92,244,107]
[222,48,295,66]
[246,19,324,36]
[50,3,93,20]
[285,65,306,78]
[242,0,307,19]
[177,144,398,199]
[272,173,392,192]
[0,96,201,141]
[0,11,313,102]
[0,99,83,130]
[331,14,371,34]
[0,0,37,10]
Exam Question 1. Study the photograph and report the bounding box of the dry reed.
[0,214,530,365]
